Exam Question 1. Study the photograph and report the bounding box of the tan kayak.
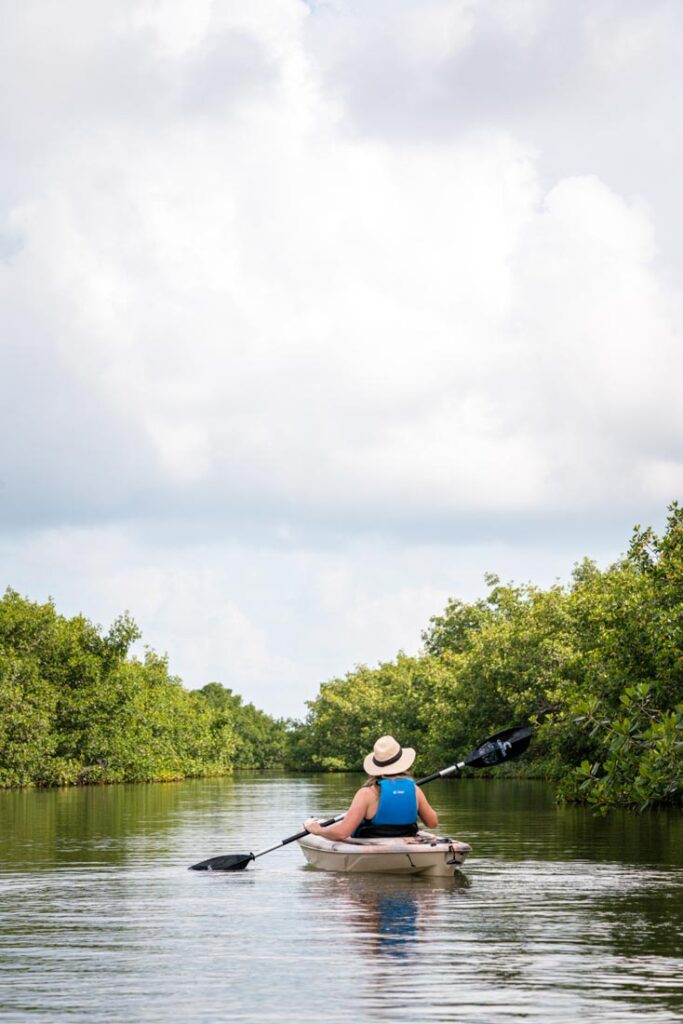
[298,830,471,877]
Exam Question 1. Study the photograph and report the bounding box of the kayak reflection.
[317,871,470,961]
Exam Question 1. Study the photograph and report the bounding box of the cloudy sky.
[1,0,682,717]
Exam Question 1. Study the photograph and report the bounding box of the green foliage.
[0,590,285,788]
[421,590,493,657]
[4,503,682,809]
[289,504,683,810]
[0,654,58,786]
[196,683,288,768]
[286,654,451,773]
[557,684,683,811]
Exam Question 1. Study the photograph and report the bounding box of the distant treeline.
[2,505,682,810]
[0,591,287,787]
[289,504,683,812]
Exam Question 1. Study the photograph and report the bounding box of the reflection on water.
[315,871,470,960]
[0,776,681,1023]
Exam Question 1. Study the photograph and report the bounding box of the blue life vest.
[372,778,418,825]
[354,778,418,837]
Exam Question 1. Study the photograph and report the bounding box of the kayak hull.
[298,831,471,877]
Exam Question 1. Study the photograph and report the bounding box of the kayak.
[298,830,471,877]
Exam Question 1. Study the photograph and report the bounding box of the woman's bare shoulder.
[350,785,373,809]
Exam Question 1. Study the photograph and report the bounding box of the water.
[0,775,681,1023]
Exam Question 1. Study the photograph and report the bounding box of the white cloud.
[1,524,614,716]
[1,0,681,711]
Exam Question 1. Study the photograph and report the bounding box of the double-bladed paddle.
[189,724,532,871]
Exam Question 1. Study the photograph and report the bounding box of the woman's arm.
[417,788,439,829]
[304,788,371,841]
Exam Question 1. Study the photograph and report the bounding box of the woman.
[304,735,439,841]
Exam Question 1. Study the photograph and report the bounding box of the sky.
[1,0,682,717]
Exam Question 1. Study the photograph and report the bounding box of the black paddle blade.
[464,725,532,769]
[189,853,255,872]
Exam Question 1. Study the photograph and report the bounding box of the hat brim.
[363,746,416,776]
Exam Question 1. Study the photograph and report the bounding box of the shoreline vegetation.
[2,505,681,811]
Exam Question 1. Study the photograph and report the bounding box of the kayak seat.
[353,822,419,838]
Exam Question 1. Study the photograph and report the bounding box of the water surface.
[1,776,681,1023]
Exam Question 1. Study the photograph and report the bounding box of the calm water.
[0,775,682,1023]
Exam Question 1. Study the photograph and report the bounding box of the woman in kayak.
[304,735,439,840]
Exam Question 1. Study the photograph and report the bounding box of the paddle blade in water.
[464,726,532,769]
[189,853,255,872]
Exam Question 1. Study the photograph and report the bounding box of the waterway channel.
[1,775,681,1022]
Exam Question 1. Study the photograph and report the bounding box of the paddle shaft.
[190,725,531,869]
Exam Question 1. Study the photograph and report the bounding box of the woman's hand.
[304,818,324,835]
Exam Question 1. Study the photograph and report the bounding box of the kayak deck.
[298,830,471,876]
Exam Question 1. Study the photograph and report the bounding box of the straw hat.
[363,735,416,776]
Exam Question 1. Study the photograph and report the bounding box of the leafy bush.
[4,502,682,808]
[0,590,286,787]
[288,504,683,810]
[557,684,683,811]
